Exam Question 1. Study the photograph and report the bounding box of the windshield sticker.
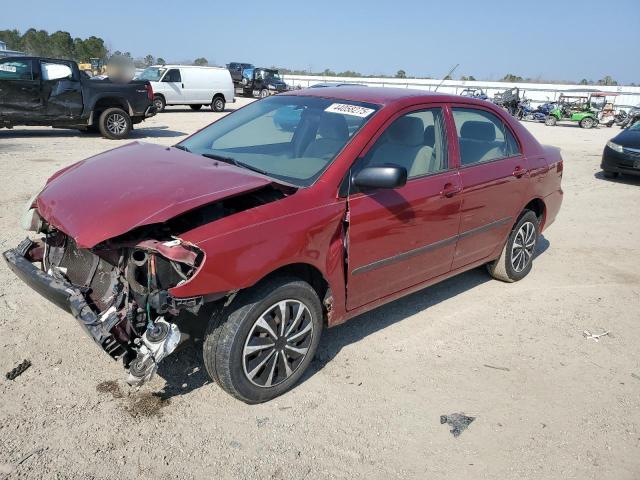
[0,64,17,73]
[325,103,375,118]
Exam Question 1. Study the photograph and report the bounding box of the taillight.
[145,83,153,101]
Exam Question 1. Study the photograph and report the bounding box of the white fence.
[282,75,640,110]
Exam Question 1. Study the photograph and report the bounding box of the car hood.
[613,129,640,149]
[37,142,273,248]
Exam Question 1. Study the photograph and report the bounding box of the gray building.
[0,40,26,58]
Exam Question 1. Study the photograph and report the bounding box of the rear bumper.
[144,105,157,118]
[542,188,563,231]
[3,239,125,358]
[601,147,640,176]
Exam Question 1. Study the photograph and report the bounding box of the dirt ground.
[0,98,639,480]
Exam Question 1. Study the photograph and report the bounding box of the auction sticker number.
[325,103,375,118]
[0,64,17,73]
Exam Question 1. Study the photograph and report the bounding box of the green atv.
[545,94,599,129]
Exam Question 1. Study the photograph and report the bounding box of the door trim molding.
[351,216,512,276]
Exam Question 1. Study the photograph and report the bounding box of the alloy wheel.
[242,299,314,388]
[106,113,127,135]
[511,221,536,272]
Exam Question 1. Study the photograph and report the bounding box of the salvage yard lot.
[1,97,639,480]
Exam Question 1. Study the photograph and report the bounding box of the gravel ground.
[0,99,639,480]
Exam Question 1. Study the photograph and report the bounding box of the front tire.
[153,95,166,112]
[487,210,539,283]
[545,116,557,126]
[98,108,132,140]
[203,277,323,403]
[211,96,225,112]
[603,170,618,179]
[259,89,270,99]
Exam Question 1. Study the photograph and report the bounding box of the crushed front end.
[3,225,204,387]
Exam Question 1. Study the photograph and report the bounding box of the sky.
[3,0,639,83]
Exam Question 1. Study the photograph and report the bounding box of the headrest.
[387,116,424,146]
[423,125,435,147]
[460,121,496,142]
[317,113,349,140]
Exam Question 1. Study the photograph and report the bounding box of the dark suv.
[0,56,156,139]
[227,62,254,85]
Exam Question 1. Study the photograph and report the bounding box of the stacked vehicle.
[227,62,290,98]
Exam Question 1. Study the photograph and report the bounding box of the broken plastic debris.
[583,330,609,342]
[440,413,475,437]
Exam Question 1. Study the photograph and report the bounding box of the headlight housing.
[21,187,45,231]
[606,141,624,153]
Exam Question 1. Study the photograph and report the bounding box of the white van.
[139,65,234,112]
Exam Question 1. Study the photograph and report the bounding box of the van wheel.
[487,210,539,283]
[189,104,203,111]
[211,96,225,112]
[98,108,132,140]
[203,276,323,403]
[153,95,166,112]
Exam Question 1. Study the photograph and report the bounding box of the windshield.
[178,96,379,187]
[138,67,166,81]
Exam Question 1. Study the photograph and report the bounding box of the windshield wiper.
[201,153,269,176]
[174,144,191,152]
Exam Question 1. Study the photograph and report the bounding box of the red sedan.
[4,87,563,403]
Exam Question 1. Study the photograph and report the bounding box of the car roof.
[150,64,226,70]
[283,86,485,107]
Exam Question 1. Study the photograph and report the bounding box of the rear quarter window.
[0,60,33,81]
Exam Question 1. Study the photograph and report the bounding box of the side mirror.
[352,166,407,190]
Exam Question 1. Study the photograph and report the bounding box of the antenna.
[434,64,459,92]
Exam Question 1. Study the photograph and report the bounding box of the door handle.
[441,183,462,198]
[181,83,184,89]
[512,166,528,178]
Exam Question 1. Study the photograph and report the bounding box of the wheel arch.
[250,262,331,324]
[90,96,132,124]
[523,197,546,229]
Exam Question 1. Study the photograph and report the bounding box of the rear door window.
[452,108,520,166]
[0,60,33,81]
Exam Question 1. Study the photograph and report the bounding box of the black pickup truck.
[0,56,156,139]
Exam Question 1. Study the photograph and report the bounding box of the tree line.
[0,29,107,62]
[0,28,210,68]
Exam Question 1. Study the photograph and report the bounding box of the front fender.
[169,199,347,303]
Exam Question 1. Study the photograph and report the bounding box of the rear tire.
[189,104,203,111]
[153,95,166,112]
[211,96,225,112]
[487,210,539,283]
[545,116,557,126]
[98,108,132,140]
[203,276,323,403]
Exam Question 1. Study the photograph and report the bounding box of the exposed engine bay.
[8,185,289,387]
[42,230,203,386]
